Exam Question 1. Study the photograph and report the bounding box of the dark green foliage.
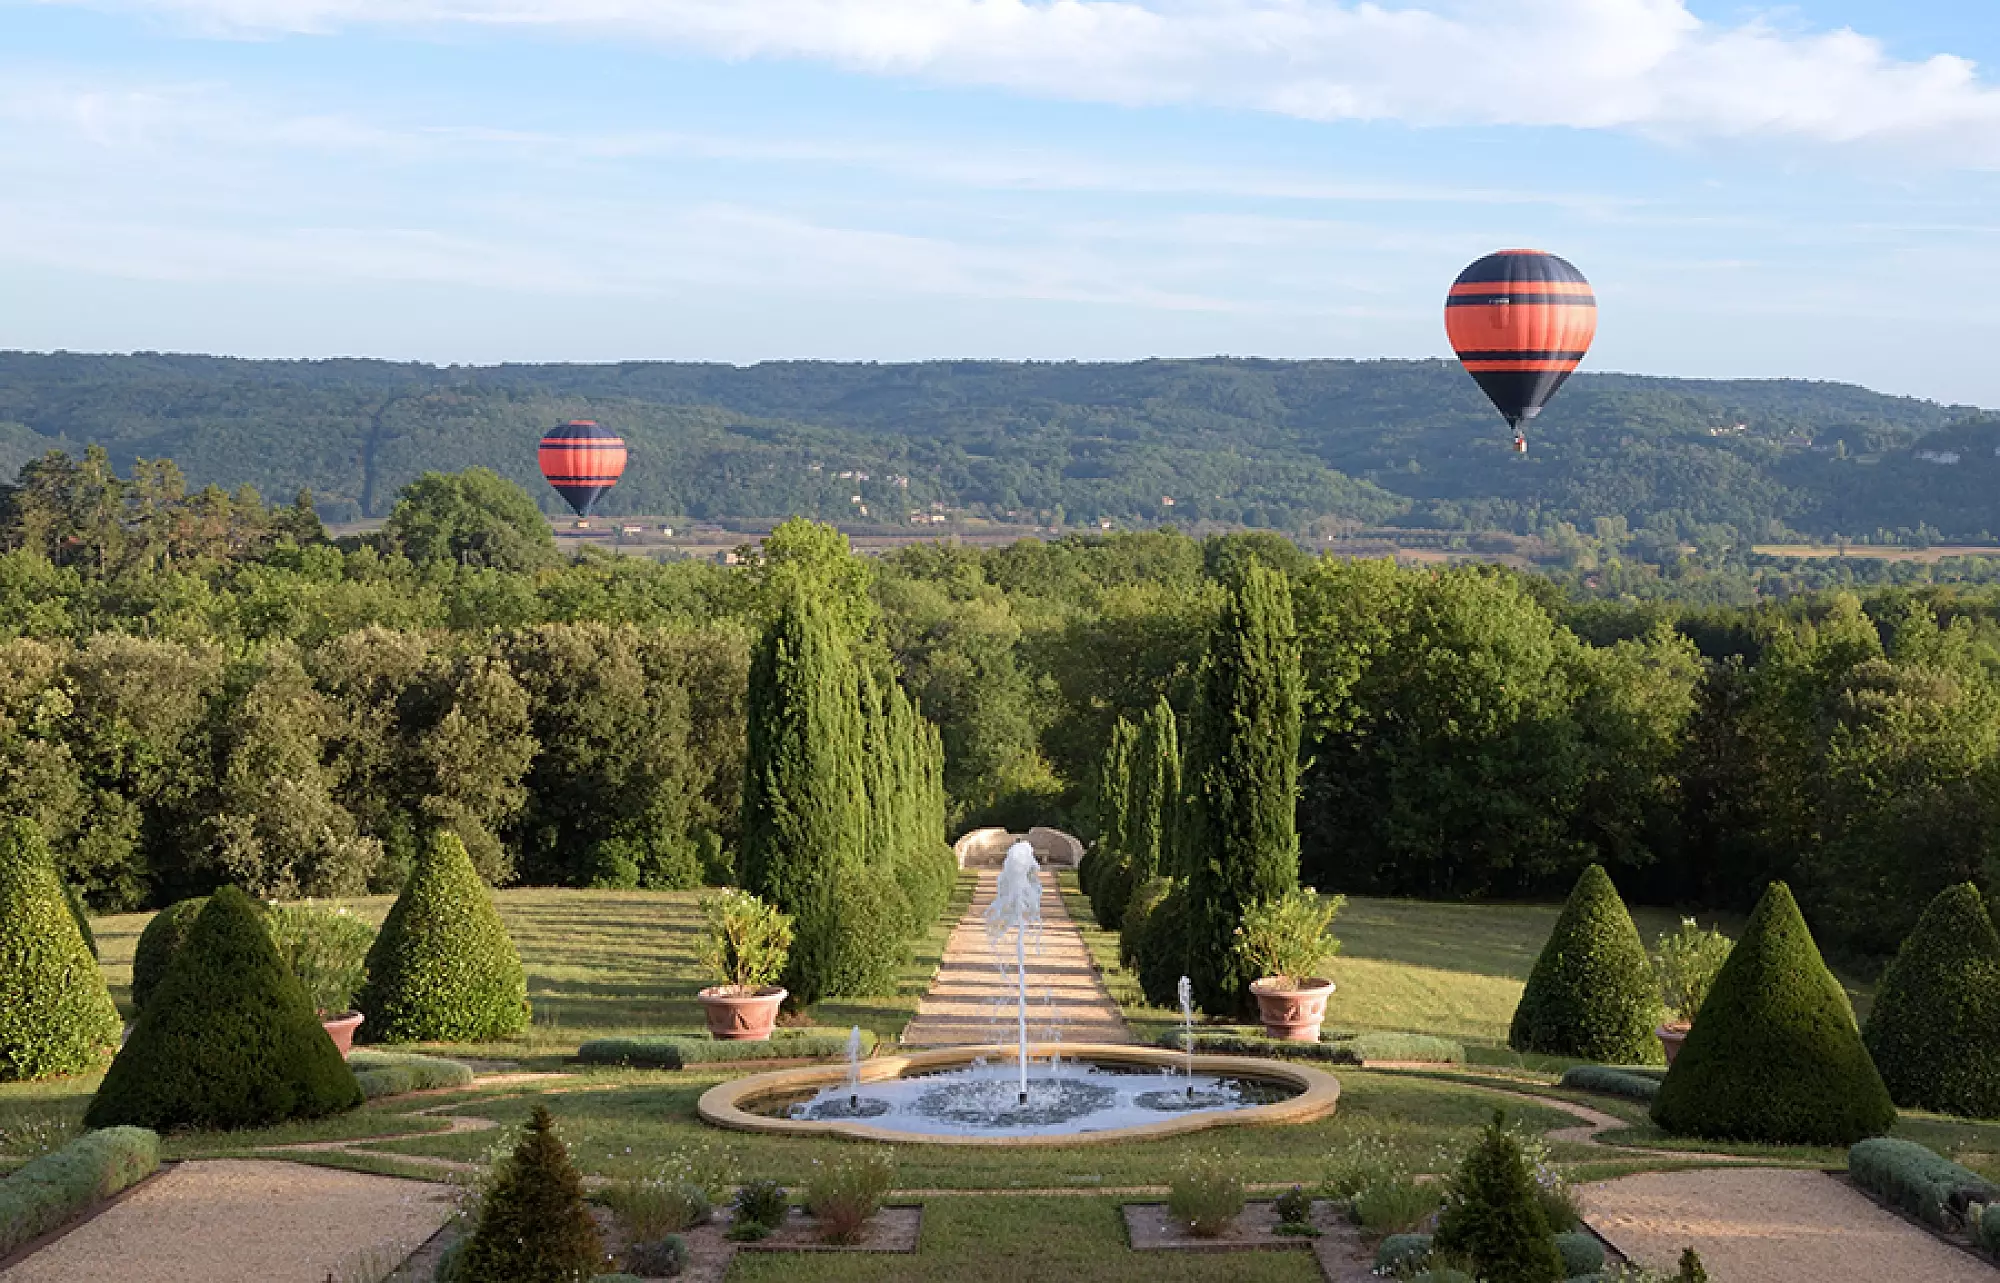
[574,1028,876,1069]
[1093,699,1181,932]
[1557,1065,1662,1104]
[1509,865,1663,1065]
[356,830,529,1043]
[1133,880,1195,1009]
[1652,882,1897,1146]
[385,468,556,572]
[61,883,95,959]
[1847,1137,1999,1230]
[1154,1027,1463,1066]
[1119,875,1170,970]
[84,886,363,1132]
[1087,717,1137,929]
[458,1105,602,1283]
[348,1050,475,1098]
[1374,1234,1432,1273]
[130,897,206,1011]
[731,1179,790,1232]
[0,818,121,1081]
[1553,1231,1604,1278]
[1676,1248,1708,1282]
[1181,564,1303,1017]
[1431,1113,1565,1283]
[1862,882,2000,1118]
[0,1126,159,1257]
[623,1235,688,1278]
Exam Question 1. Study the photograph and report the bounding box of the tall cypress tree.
[1183,563,1303,1017]
[1085,717,1138,921]
[1098,699,1180,930]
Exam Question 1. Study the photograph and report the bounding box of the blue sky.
[2,1,1998,405]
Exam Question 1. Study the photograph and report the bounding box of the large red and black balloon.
[537,419,627,518]
[1445,250,1596,439]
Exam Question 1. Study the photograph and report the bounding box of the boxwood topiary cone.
[1863,882,2000,1118]
[1652,881,1896,1145]
[1508,864,1663,1064]
[0,818,121,1082]
[130,896,208,1011]
[84,885,362,1131]
[357,829,529,1043]
[456,1104,601,1283]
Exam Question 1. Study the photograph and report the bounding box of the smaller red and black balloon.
[537,419,627,518]
[1445,250,1596,450]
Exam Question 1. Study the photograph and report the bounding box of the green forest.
[0,352,1992,543]
[7,448,2000,971]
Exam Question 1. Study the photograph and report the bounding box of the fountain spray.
[846,1025,863,1109]
[984,840,1043,1107]
[1177,975,1195,1097]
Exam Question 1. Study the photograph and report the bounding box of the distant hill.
[0,352,1987,540]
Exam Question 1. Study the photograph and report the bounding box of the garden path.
[901,868,1131,1047]
[1583,1167,1996,1283]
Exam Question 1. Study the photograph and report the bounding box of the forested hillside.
[0,352,1985,541]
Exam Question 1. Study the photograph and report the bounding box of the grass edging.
[0,1126,160,1258]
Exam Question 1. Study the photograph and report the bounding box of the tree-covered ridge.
[0,352,1981,539]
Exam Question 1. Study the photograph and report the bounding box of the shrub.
[1167,1151,1245,1238]
[1351,1175,1442,1233]
[85,887,364,1132]
[1677,1247,1708,1282]
[805,1147,894,1245]
[267,902,376,1016]
[0,818,122,1081]
[729,1178,789,1239]
[622,1236,687,1278]
[1974,1200,2000,1257]
[575,1027,874,1069]
[456,1105,601,1283]
[1375,1233,1433,1274]
[1120,876,1170,969]
[130,897,207,1011]
[1509,865,1662,1065]
[1234,889,1343,984]
[600,1142,731,1240]
[357,830,529,1044]
[1652,882,1896,1146]
[1847,1136,1999,1230]
[1432,1112,1565,1283]
[696,890,793,991]
[1135,881,1196,1009]
[1554,1230,1605,1277]
[1862,882,2000,1118]
[1652,919,1732,1027]
[1274,1183,1316,1234]
[1558,1065,1662,1104]
[62,884,96,960]
[0,1126,159,1257]
[349,1050,475,1099]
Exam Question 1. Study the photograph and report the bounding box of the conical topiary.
[62,883,97,960]
[357,829,528,1043]
[1508,865,1663,1064]
[1431,1112,1565,1283]
[84,886,362,1131]
[457,1104,601,1283]
[131,896,208,1011]
[0,819,121,1081]
[1863,882,2000,1118]
[1652,881,1896,1145]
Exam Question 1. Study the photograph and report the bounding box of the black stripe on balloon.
[1445,294,1595,307]
[1453,252,1589,287]
[1452,350,1591,363]
[1469,367,1582,427]
[541,425,623,443]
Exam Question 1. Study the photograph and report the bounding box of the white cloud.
[34,0,2000,162]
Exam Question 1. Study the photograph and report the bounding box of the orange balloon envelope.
[537,419,627,518]
[1445,250,1596,434]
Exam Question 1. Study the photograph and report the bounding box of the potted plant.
[1651,917,1732,1065]
[267,902,377,1056]
[696,890,794,1040]
[1236,890,1343,1041]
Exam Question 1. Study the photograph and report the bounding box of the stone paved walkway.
[900,868,1130,1047]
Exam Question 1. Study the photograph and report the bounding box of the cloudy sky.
[2,1,1997,404]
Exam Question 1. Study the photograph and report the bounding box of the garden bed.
[1122,1199,1377,1281]
[595,1205,923,1281]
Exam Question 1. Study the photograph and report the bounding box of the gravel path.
[0,1160,454,1283]
[1583,1167,1998,1283]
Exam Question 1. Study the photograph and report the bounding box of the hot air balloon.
[538,419,627,520]
[1445,250,1596,453]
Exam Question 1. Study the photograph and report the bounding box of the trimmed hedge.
[1976,1202,2000,1257]
[576,1028,877,1069]
[130,897,207,1012]
[1652,882,1896,1146]
[1558,1065,1663,1104]
[62,884,97,960]
[1375,1232,1433,1273]
[1847,1137,1999,1230]
[1153,1027,1463,1066]
[0,818,122,1082]
[0,1126,160,1257]
[1509,865,1663,1065]
[1862,882,2000,1119]
[357,830,529,1044]
[349,1050,476,1099]
[1553,1230,1605,1277]
[1133,880,1196,1009]
[84,887,363,1133]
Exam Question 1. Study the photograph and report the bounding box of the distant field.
[1754,543,2000,563]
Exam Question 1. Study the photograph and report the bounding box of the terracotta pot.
[698,985,787,1041]
[322,1011,364,1058]
[1249,977,1335,1042]
[1656,1022,1689,1067]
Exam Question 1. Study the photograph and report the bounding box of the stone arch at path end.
[952,826,1083,870]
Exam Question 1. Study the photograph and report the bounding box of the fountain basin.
[697,1042,1340,1146]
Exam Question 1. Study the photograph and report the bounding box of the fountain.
[697,840,1340,1144]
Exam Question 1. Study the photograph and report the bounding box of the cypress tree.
[457,1104,601,1283]
[1508,865,1663,1064]
[1099,700,1180,931]
[1431,1113,1565,1283]
[1183,563,1303,1017]
[0,819,121,1082]
[1863,882,2000,1118]
[1085,717,1136,919]
[1652,881,1896,1145]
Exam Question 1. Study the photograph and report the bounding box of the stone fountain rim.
[695,1041,1340,1147]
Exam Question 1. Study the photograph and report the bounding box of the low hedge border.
[1153,1028,1464,1067]
[0,1127,160,1258]
[1848,1137,2000,1231]
[1559,1065,1665,1104]
[349,1051,476,1100]
[575,1027,878,1070]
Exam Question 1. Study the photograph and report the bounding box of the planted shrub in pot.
[266,902,376,1056]
[696,890,794,1040]
[1652,918,1732,1066]
[1235,890,1342,1040]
